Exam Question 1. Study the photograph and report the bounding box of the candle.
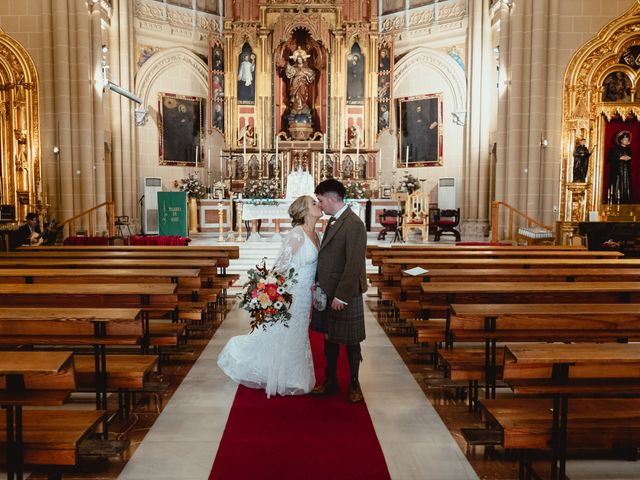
[259,134,262,159]
[207,149,211,171]
[323,134,327,159]
[275,136,279,160]
[195,145,199,168]
[219,149,223,177]
[340,121,344,159]
[243,135,247,157]
[405,146,409,169]
[356,129,360,161]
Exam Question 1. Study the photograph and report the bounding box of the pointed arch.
[135,47,208,106]
[393,46,466,113]
[0,27,41,220]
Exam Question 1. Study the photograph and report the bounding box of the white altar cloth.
[239,200,362,222]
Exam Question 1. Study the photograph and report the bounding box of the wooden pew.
[370,247,615,267]
[441,303,640,403]
[20,244,240,259]
[0,351,105,479]
[495,343,640,479]
[366,243,585,259]
[0,267,201,288]
[3,250,233,269]
[381,256,637,278]
[420,281,640,309]
[0,258,218,287]
[0,307,167,411]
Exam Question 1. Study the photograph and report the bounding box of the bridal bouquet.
[238,259,298,332]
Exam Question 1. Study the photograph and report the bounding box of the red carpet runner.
[209,331,392,480]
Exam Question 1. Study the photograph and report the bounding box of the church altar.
[198,198,400,237]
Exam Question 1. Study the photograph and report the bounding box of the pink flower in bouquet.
[251,288,259,298]
[258,293,271,307]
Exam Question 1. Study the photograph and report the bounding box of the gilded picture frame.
[397,93,443,167]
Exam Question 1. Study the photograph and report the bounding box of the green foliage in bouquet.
[398,173,420,194]
[242,178,280,199]
[179,172,206,198]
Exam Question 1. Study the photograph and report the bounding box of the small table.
[0,351,74,480]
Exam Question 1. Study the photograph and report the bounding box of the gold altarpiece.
[0,29,41,224]
[560,2,640,244]
[213,0,382,194]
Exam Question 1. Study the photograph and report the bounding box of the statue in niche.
[347,44,365,104]
[607,130,633,203]
[284,47,317,140]
[572,138,591,183]
[286,48,316,113]
[248,156,260,179]
[342,157,354,178]
[238,43,256,104]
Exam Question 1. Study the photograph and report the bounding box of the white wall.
[391,47,466,206]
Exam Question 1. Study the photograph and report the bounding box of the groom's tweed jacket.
[311,207,368,344]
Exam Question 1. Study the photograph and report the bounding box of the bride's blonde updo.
[288,195,312,227]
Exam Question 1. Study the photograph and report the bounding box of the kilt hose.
[310,294,365,345]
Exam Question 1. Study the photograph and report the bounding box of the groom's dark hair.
[315,178,346,200]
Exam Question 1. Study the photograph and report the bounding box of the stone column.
[495,0,560,229]
[91,1,107,231]
[109,0,137,221]
[463,0,492,237]
[51,0,75,227]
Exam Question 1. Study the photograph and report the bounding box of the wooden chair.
[377,209,401,241]
[402,191,430,242]
[434,208,461,241]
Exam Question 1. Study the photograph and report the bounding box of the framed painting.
[397,93,443,167]
[158,93,205,166]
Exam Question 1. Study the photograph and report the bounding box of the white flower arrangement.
[398,173,420,194]
[179,172,206,198]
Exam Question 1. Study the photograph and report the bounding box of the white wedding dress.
[217,226,318,397]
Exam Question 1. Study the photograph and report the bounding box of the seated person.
[15,212,56,247]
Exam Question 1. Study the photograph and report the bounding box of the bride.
[217,195,322,397]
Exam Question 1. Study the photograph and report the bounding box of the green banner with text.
[158,191,188,237]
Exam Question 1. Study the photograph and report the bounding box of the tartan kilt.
[310,294,365,345]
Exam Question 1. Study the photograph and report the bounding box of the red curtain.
[602,117,640,203]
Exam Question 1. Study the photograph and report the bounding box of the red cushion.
[437,219,456,226]
[408,220,424,225]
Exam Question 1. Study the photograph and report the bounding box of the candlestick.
[405,146,409,169]
[219,149,223,180]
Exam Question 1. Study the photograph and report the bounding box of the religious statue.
[285,153,315,199]
[285,47,316,140]
[607,130,633,203]
[572,138,590,183]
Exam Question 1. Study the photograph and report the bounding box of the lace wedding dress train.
[217,226,317,397]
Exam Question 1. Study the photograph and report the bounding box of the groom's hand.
[331,298,346,311]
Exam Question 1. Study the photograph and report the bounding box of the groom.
[311,179,368,403]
